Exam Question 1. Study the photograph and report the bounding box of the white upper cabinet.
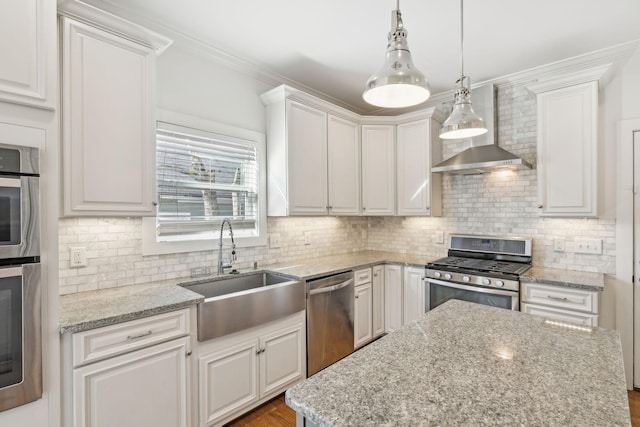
[286,100,328,215]
[396,115,442,216]
[361,124,395,215]
[59,4,172,217]
[527,66,608,217]
[0,0,56,109]
[261,85,361,216]
[327,115,361,215]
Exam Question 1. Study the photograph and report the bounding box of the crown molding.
[57,0,173,54]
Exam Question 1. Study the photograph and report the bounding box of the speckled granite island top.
[286,300,629,426]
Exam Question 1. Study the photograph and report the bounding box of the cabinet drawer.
[354,268,372,286]
[521,303,598,327]
[521,282,598,314]
[72,309,190,367]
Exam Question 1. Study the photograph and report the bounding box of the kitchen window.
[142,112,267,255]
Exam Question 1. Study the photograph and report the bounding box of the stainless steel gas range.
[424,234,532,312]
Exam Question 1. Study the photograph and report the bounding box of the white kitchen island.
[286,299,630,426]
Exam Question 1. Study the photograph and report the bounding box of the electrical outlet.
[269,233,281,249]
[304,232,311,245]
[553,239,565,252]
[575,238,602,255]
[70,247,87,268]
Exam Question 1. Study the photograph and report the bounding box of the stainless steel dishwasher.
[306,271,354,376]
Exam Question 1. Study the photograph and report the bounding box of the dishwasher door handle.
[309,279,354,295]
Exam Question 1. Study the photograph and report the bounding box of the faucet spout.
[217,219,236,275]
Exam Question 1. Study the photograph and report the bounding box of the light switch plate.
[304,232,311,245]
[435,231,444,244]
[575,238,602,255]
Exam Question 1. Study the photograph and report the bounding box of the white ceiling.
[93,0,640,114]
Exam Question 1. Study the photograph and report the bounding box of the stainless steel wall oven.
[0,144,41,412]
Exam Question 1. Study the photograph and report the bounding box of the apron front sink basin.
[181,272,305,341]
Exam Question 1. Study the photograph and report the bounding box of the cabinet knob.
[152,201,158,206]
[355,295,359,299]
[537,204,543,208]
[186,350,192,357]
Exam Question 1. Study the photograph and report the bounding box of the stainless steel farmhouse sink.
[181,272,305,341]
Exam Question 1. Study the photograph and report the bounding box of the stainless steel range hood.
[432,84,532,175]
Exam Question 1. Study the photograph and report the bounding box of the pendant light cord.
[460,0,464,78]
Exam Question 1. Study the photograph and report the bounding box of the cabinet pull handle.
[127,330,153,340]
[547,295,570,302]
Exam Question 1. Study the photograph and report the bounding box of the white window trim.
[142,109,268,256]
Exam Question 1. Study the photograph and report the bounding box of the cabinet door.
[361,125,395,215]
[403,266,425,325]
[199,338,259,425]
[396,120,433,216]
[73,337,189,427]
[287,100,328,215]
[535,81,598,217]
[384,264,403,333]
[372,265,385,337]
[327,115,361,215]
[259,322,305,397]
[0,0,55,109]
[61,17,156,216]
[354,283,373,348]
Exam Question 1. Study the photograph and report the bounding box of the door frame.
[618,117,640,389]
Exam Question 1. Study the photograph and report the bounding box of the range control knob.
[462,276,470,283]
[434,271,441,278]
[495,280,505,288]
[444,273,452,280]
[482,278,491,286]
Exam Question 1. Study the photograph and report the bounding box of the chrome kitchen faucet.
[217,218,237,274]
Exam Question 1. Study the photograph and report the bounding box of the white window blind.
[156,122,260,241]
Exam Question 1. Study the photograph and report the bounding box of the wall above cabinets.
[260,85,444,217]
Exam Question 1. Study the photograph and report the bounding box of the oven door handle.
[423,277,518,297]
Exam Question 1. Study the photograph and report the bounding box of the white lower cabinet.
[403,266,425,324]
[372,265,385,337]
[198,311,305,426]
[64,309,193,427]
[73,337,190,427]
[520,281,599,326]
[384,264,403,333]
[354,280,373,348]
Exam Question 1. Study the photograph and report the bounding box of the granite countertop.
[521,266,605,291]
[265,250,427,280]
[286,299,630,426]
[59,282,203,333]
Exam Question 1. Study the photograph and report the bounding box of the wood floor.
[227,391,640,426]
[225,395,295,427]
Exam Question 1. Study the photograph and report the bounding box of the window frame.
[142,109,267,256]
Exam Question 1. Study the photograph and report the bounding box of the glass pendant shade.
[363,7,430,108]
[440,76,487,139]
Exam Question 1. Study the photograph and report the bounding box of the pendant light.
[363,0,430,108]
[439,0,487,139]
